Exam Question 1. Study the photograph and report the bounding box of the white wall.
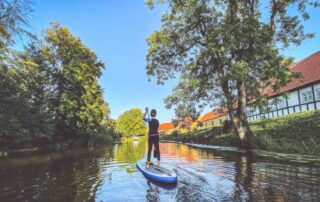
[247,82,320,121]
[314,84,320,101]
[287,91,299,106]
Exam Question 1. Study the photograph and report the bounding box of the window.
[301,91,313,103]
[315,87,320,101]
[212,121,214,126]
[219,119,222,124]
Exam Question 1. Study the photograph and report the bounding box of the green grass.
[161,110,320,156]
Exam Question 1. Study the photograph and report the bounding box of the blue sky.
[27,1,320,122]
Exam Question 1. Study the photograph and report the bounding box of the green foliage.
[0,54,54,148]
[145,0,319,145]
[0,0,55,148]
[102,114,118,138]
[163,110,320,156]
[25,23,109,139]
[0,2,113,150]
[116,109,147,137]
[0,0,33,49]
[250,111,320,155]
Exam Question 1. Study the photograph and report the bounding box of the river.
[0,137,319,201]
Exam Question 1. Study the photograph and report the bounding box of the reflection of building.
[159,122,175,135]
[247,51,320,121]
[159,143,200,162]
[198,110,228,129]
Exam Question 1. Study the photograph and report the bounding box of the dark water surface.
[0,138,320,201]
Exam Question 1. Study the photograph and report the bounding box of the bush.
[249,110,320,155]
[162,110,320,156]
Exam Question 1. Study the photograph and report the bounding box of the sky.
[26,0,320,123]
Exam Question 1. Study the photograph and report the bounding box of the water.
[0,137,319,201]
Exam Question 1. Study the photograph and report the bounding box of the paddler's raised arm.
[143,107,150,122]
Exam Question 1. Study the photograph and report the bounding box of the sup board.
[136,160,177,183]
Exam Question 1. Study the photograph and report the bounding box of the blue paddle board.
[136,160,177,183]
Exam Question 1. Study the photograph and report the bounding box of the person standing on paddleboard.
[143,107,160,168]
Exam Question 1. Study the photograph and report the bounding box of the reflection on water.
[0,137,319,201]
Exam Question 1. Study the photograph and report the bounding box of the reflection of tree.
[113,138,146,172]
[72,147,114,201]
[0,140,147,201]
[233,153,254,201]
[232,152,319,201]
[2,142,320,201]
[0,147,112,201]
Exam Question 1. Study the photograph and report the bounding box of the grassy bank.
[161,110,320,156]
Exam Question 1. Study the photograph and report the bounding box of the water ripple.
[0,140,319,201]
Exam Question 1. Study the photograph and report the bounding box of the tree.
[0,0,51,147]
[30,23,108,138]
[0,1,114,148]
[171,104,199,132]
[0,0,33,50]
[0,51,56,147]
[116,109,147,137]
[145,0,319,147]
[101,103,118,138]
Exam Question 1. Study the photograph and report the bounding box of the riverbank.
[161,110,320,157]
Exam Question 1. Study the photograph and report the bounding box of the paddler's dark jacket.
[143,117,159,136]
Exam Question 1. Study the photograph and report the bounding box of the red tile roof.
[159,122,174,131]
[267,51,320,96]
[199,111,226,122]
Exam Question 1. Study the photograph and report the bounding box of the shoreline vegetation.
[161,110,320,157]
[0,0,118,153]
[0,23,118,153]
[1,1,319,160]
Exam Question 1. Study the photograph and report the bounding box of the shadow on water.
[0,137,319,201]
[0,147,114,201]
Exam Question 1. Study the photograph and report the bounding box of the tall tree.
[32,23,109,138]
[116,108,147,137]
[0,0,41,147]
[145,0,319,147]
[0,50,55,146]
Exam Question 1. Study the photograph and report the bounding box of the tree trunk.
[221,75,252,148]
[234,81,252,147]
[222,79,252,148]
[230,112,252,148]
